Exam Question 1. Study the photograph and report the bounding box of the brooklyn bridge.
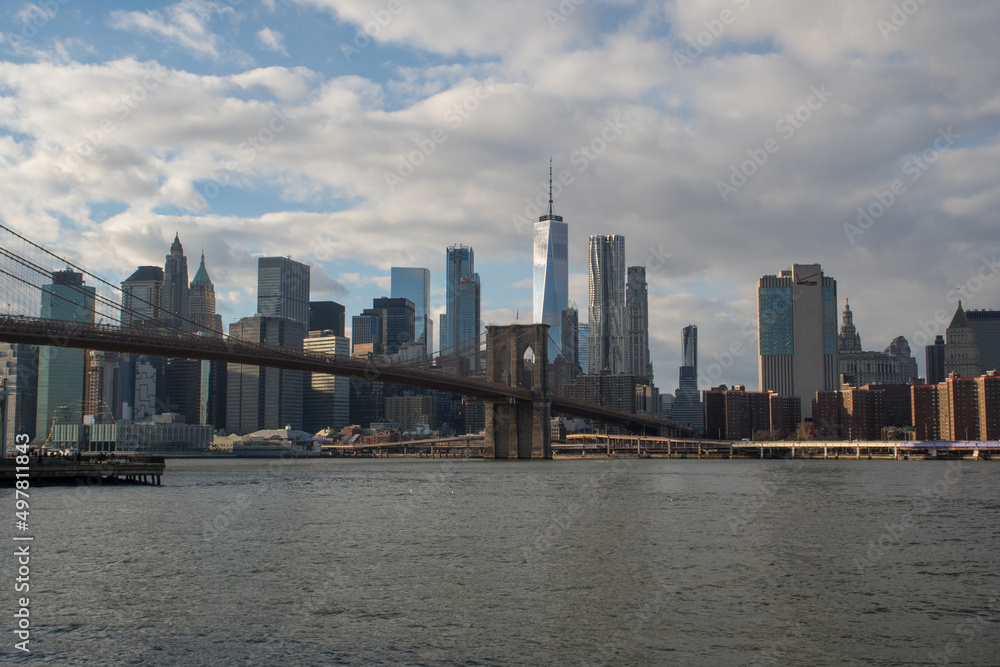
[0,223,688,459]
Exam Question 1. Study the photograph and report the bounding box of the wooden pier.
[0,456,165,485]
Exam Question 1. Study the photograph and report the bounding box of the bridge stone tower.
[483,324,552,460]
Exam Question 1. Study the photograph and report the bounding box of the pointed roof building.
[162,232,189,331]
[944,301,982,378]
[839,299,862,353]
[191,251,212,286]
[189,251,220,336]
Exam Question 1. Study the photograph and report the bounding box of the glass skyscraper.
[682,324,697,369]
[257,256,310,328]
[588,235,626,375]
[674,324,702,432]
[391,267,432,354]
[440,245,480,373]
[34,270,96,443]
[533,170,568,361]
[372,296,415,356]
[121,266,163,328]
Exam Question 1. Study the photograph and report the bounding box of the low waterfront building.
[860,383,913,427]
[232,426,320,457]
[813,385,886,441]
[702,385,800,441]
[48,414,211,455]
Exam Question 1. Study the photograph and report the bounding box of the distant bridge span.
[0,316,669,434]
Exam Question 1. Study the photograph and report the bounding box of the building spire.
[538,158,563,223]
[548,156,554,218]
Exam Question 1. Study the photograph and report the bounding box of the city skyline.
[1,2,999,393]
[89,230,1000,392]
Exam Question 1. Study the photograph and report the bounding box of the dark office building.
[349,377,387,429]
[925,335,946,385]
[561,306,580,369]
[309,301,345,337]
[227,315,305,434]
[967,309,1000,374]
[257,256,310,328]
[372,297,415,356]
[164,358,200,424]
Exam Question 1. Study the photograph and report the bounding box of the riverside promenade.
[556,435,1000,460]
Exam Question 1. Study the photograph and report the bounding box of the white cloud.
[255,27,287,56]
[2,0,1000,384]
[108,0,239,61]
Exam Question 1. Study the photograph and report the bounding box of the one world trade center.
[533,162,569,362]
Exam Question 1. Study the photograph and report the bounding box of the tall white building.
[303,332,351,433]
[533,165,568,361]
[757,263,839,419]
[588,235,625,374]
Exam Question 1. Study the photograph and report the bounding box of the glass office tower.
[391,267,432,353]
[533,169,568,361]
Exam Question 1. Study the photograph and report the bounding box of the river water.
[2,458,999,665]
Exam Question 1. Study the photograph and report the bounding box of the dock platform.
[0,456,165,485]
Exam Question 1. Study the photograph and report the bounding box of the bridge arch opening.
[520,345,535,390]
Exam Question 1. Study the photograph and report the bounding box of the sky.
[1,0,998,393]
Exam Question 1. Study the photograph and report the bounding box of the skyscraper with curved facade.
[588,234,625,374]
[533,165,568,361]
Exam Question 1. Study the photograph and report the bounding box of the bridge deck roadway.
[0,316,667,432]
